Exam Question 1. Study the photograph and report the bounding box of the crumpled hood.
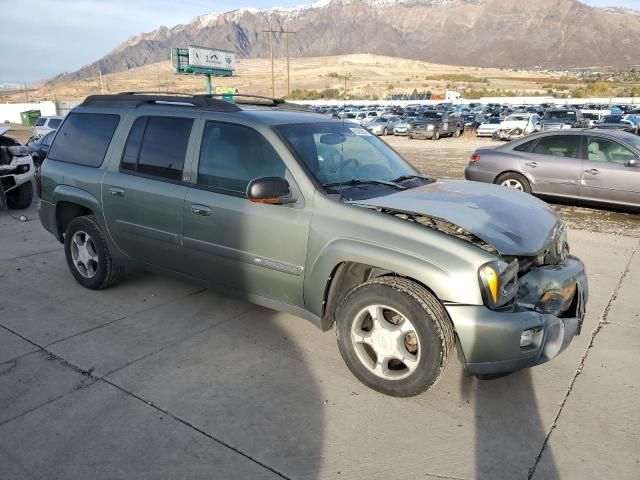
[352,180,560,256]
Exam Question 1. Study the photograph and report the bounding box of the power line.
[262,24,296,97]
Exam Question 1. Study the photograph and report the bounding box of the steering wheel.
[331,157,361,174]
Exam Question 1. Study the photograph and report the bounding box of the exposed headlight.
[426,124,435,130]
[478,259,519,309]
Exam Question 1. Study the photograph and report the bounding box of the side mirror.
[626,158,640,167]
[246,177,295,205]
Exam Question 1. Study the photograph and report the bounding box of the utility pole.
[263,24,296,97]
[282,28,296,96]
[99,67,104,94]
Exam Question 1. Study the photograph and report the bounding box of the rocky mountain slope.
[52,0,640,83]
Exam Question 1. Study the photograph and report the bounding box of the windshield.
[602,115,623,123]
[486,117,502,124]
[276,121,418,188]
[544,111,575,120]
[420,111,442,119]
[505,115,527,122]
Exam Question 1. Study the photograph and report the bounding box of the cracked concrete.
[1,194,639,479]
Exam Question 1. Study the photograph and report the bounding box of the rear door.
[182,120,311,306]
[521,134,583,197]
[580,135,640,206]
[102,114,195,272]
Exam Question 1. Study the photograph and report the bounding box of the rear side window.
[531,135,581,158]
[120,116,193,181]
[514,139,536,152]
[48,113,120,167]
[48,119,62,129]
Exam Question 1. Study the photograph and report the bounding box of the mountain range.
[51,0,640,83]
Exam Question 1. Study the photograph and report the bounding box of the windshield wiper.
[390,174,433,183]
[322,179,407,190]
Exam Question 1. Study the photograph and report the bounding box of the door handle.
[191,204,212,216]
[109,187,125,197]
[584,169,599,175]
[525,162,538,168]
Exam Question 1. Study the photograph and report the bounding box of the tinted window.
[587,137,637,165]
[48,113,120,167]
[41,131,55,146]
[35,117,46,127]
[48,119,62,129]
[198,122,285,193]
[531,135,580,158]
[123,117,193,181]
[514,139,536,152]
[120,117,147,172]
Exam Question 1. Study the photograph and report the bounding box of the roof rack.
[80,92,241,112]
[79,92,312,113]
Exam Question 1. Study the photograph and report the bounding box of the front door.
[523,134,583,197]
[580,135,640,206]
[182,121,311,307]
[102,115,195,272]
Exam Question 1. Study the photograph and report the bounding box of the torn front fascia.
[364,205,500,256]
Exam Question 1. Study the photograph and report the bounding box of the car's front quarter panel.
[304,192,495,319]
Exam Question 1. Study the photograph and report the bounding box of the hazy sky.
[0,0,636,84]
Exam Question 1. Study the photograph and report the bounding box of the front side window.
[197,122,286,194]
[276,121,416,187]
[531,135,581,158]
[587,137,637,164]
[35,117,46,127]
[48,112,120,167]
[120,116,193,181]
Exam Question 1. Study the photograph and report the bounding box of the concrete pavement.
[0,203,638,480]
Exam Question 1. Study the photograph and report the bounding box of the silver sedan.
[464,129,640,209]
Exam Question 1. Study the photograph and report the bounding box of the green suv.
[39,93,588,397]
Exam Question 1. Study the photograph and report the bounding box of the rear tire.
[336,277,455,397]
[495,172,531,194]
[6,181,33,209]
[64,215,123,290]
[453,127,461,138]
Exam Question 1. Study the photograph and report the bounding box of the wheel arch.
[305,239,456,331]
[52,186,99,239]
[494,169,536,191]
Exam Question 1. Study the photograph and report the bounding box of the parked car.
[495,114,541,140]
[595,115,637,135]
[409,110,463,140]
[465,129,640,209]
[27,130,56,166]
[393,118,412,136]
[476,117,503,138]
[541,109,590,130]
[0,126,34,209]
[354,111,378,125]
[31,115,63,140]
[39,92,587,397]
[462,112,486,132]
[366,116,401,135]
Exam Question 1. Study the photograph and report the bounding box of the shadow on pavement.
[460,369,559,480]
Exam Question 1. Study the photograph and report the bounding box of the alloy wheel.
[350,304,421,381]
[70,230,99,278]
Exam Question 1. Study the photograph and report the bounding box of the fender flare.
[304,238,453,321]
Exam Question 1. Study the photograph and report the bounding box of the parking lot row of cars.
[306,103,640,141]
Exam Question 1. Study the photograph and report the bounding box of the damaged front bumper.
[445,255,588,375]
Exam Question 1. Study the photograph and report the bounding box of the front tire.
[336,277,455,397]
[6,181,33,209]
[64,215,123,290]
[433,129,440,140]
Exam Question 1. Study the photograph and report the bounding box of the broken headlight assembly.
[478,259,519,309]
